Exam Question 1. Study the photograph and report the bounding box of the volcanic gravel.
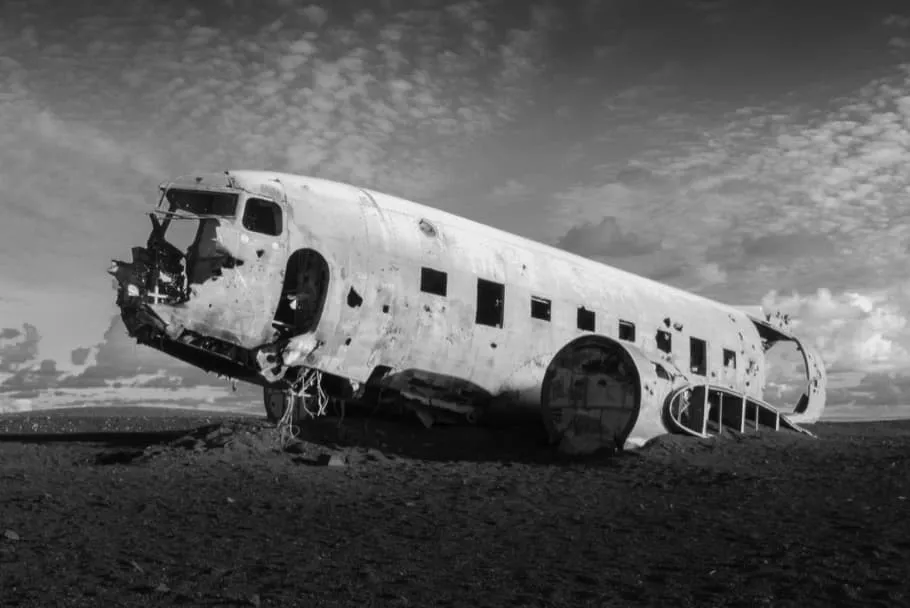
[1,406,909,607]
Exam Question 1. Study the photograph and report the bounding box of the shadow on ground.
[285,405,639,467]
[0,404,833,468]
[0,425,224,447]
[0,405,639,467]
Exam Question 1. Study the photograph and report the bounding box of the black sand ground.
[1,406,908,607]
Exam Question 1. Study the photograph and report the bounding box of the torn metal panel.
[744,312,828,425]
[787,341,827,425]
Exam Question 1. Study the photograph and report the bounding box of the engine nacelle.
[540,335,677,453]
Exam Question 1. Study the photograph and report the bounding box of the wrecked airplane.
[108,170,827,452]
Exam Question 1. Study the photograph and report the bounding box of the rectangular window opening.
[656,329,672,353]
[420,267,448,296]
[619,320,636,342]
[530,296,551,321]
[242,197,283,236]
[690,337,707,376]
[475,278,505,328]
[165,189,238,217]
[577,307,596,332]
[723,348,736,369]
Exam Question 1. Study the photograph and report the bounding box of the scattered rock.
[313,453,346,467]
[360,566,382,584]
[95,449,146,465]
[171,435,199,449]
[205,427,234,448]
[294,452,348,467]
[283,440,309,455]
[143,445,166,458]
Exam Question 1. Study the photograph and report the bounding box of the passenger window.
[619,320,636,342]
[690,337,707,375]
[420,267,447,296]
[656,329,672,353]
[476,278,504,328]
[577,307,596,332]
[723,348,736,369]
[242,198,282,236]
[530,296,551,321]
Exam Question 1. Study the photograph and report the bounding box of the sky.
[2,0,910,417]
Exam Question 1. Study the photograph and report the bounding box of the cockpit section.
[109,179,292,360]
[112,187,287,302]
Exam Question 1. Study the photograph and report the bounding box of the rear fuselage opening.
[747,315,827,424]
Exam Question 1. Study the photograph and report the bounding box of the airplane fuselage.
[109,170,827,448]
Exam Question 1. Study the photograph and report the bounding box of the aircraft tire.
[262,386,292,424]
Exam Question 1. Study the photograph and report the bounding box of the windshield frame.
[163,188,240,217]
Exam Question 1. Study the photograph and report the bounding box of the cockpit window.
[165,189,238,216]
[243,198,283,236]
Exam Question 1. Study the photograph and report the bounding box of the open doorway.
[273,249,330,335]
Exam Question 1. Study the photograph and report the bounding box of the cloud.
[689,262,727,288]
[884,15,910,28]
[0,328,21,340]
[555,216,662,259]
[70,347,91,366]
[489,179,532,202]
[2,359,62,392]
[0,324,40,372]
[98,0,556,200]
[761,285,910,377]
[64,315,249,390]
[0,315,259,404]
[706,230,839,272]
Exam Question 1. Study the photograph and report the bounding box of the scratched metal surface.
[240,172,772,403]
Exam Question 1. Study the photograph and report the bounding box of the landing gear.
[262,368,331,427]
[263,386,294,424]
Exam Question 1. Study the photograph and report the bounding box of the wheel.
[263,387,292,423]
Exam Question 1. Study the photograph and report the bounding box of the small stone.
[283,440,308,454]
[172,435,198,449]
[205,427,232,443]
[3,530,19,542]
